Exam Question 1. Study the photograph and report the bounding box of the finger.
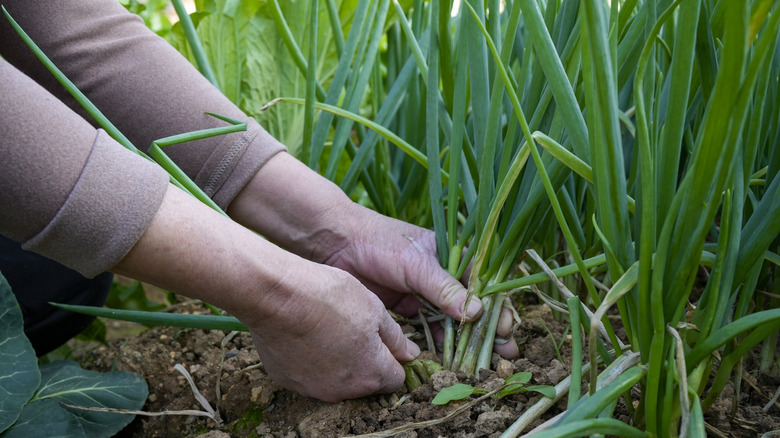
[409,257,483,322]
[494,338,519,359]
[357,276,424,317]
[494,302,519,359]
[496,299,514,338]
[378,310,420,362]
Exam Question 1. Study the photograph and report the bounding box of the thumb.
[378,311,420,362]
[410,258,483,322]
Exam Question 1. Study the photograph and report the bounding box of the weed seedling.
[431,372,555,406]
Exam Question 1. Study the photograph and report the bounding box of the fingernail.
[465,297,482,319]
[407,341,421,359]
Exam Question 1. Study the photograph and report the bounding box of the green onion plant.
[258,0,780,434]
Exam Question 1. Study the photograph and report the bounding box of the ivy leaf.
[0,272,40,433]
[431,383,477,405]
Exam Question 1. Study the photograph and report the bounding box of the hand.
[114,185,418,402]
[322,206,519,359]
[245,260,420,403]
[227,153,519,361]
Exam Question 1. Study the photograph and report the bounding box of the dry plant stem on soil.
[59,403,215,420]
[56,363,223,424]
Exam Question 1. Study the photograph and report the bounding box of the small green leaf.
[431,383,477,405]
[0,272,40,433]
[33,361,148,438]
[1,399,85,438]
[106,281,165,313]
[505,371,533,385]
[526,385,557,399]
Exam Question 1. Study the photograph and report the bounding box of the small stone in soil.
[544,359,567,385]
[496,359,515,379]
[431,370,459,392]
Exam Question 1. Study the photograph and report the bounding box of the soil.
[74,298,780,438]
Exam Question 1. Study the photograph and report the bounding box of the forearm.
[112,184,302,325]
[225,152,485,323]
[114,183,420,402]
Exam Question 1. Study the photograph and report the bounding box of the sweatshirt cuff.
[203,119,287,210]
[22,130,169,278]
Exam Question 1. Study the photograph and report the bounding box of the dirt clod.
[431,370,459,392]
[496,359,515,379]
[475,410,515,437]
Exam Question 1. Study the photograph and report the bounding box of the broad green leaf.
[1,399,85,438]
[431,383,477,405]
[0,272,40,433]
[32,361,147,438]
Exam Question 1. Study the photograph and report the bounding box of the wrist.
[227,152,362,264]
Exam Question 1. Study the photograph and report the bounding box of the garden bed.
[76,299,780,438]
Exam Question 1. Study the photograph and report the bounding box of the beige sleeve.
[0,0,286,277]
[0,59,170,277]
[0,0,286,209]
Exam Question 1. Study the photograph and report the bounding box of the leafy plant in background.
[119,0,174,36]
[0,272,148,438]
[165,0,361,156]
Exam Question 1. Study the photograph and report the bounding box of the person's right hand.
[242,259,420,403]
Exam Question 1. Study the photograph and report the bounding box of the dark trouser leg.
[0,234,112,356]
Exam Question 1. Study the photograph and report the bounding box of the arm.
[227,152,520,359]
[227,152,484,321]
[0,0,283,209]
[0,0,485,321]
[1,0,516,371]
[0,57,418,401]
[114,184,419,402]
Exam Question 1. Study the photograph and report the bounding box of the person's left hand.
[227,152,518,359]
[322,206,519,359]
